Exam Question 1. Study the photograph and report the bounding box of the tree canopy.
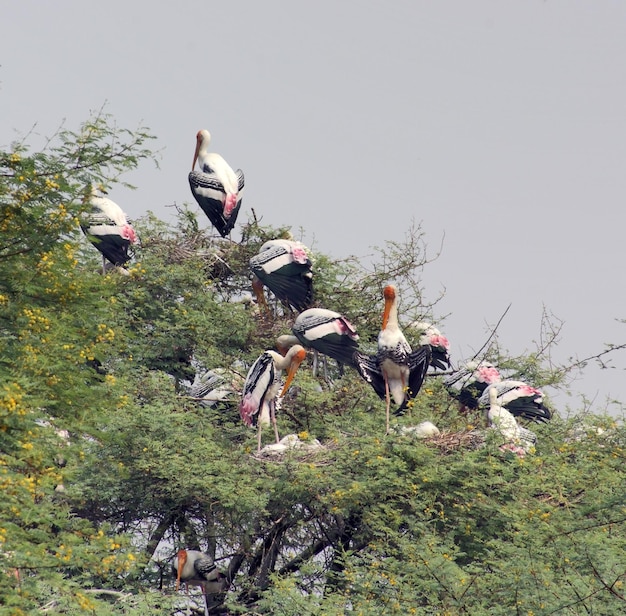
[1,114,625,615]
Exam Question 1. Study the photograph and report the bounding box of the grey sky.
[2,1,626,414]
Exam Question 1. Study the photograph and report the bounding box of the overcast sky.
[2,1,626,415]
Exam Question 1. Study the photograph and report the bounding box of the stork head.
[279,345,307,397]
[276,334,297,356]
[83,183,107,203]
[175,548,188,591]
[192,129,211,171]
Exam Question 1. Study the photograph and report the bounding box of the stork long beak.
[279,348,307,397]
[192,138,201,172]
[381,285,396,330]
[175,549,187,591]
[252,277,269,311]
[381,294,393,330]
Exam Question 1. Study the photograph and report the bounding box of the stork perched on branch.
[80,185,138,274]
[354,285,431,433]
[276,307,360,377]
[188,129,244,237]
[250,239,313,313]
[173,548,227,616]
[239,345,307,451]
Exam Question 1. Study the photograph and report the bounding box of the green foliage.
[2,113,626,616]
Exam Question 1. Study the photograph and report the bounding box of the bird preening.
[444,360,502,413]
[173,548,227,616]
[80,184,138,273]
[189,129,245,237]
[276,307,360,376]
[239,345,307,452]
[250,238,314,313]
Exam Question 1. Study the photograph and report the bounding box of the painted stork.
[188,367,244,408]
[276,308,360,375]
[173,548,226,616]
[354,285,431,433]
[80,186,138,273]
[444,360,502,413]
[478,379,552,423]
[189,129,245,237]
[239,345,307,451]
[486,385,537,454]
[250,239,313,313]
[409,321,451,371]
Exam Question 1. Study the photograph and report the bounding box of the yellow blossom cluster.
[78,343,96,362]
[95,323,115,343]
[0,383,26,425]
[44,177,60,191]
[62,242,78,267]
[22,307,51,333]
[75,593,96,611]
[36,252,55,272]
[54,544,73,562]
[48,202,68,223]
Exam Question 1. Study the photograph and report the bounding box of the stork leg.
[384,378,391,434]
[257,424,263,453]
[252,277,271,315]
[101,254,107,276]
[201,584,210,616]
[311,350,319,377]
[322,355,329,382]
[271,406,280,444]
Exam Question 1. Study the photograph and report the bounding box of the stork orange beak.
[279,348,306,397]
[175,549,187,591]
[252,277,269,310]
[381,293,394,330]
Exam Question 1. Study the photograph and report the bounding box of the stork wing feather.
[305,333,360,367]
[479,380,552,423]
[239,353,275,427]
[81,229,132,267]
[254,270,313,312]
[353,351,387,399]
[429,347,451,371]
[397,346,431,411]
[194,555,218,580]
[189,169,244,237]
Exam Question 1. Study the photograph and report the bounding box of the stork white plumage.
[444,360,502,413]
[276,307,360,375]
[487,385,537,453]
[250,239,313,313]
[354,285,431,433]
[188,367,244,408]
[189,129,244,237]
[239,345,307,451]
[478,379,552,423]
[173,548,226,616]
[80,186,138,273]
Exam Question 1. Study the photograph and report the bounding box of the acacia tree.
[70,207,626,615]
[0,113,164,614]
[2,114,626,616]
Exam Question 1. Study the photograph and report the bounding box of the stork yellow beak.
[279,348,306,397]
